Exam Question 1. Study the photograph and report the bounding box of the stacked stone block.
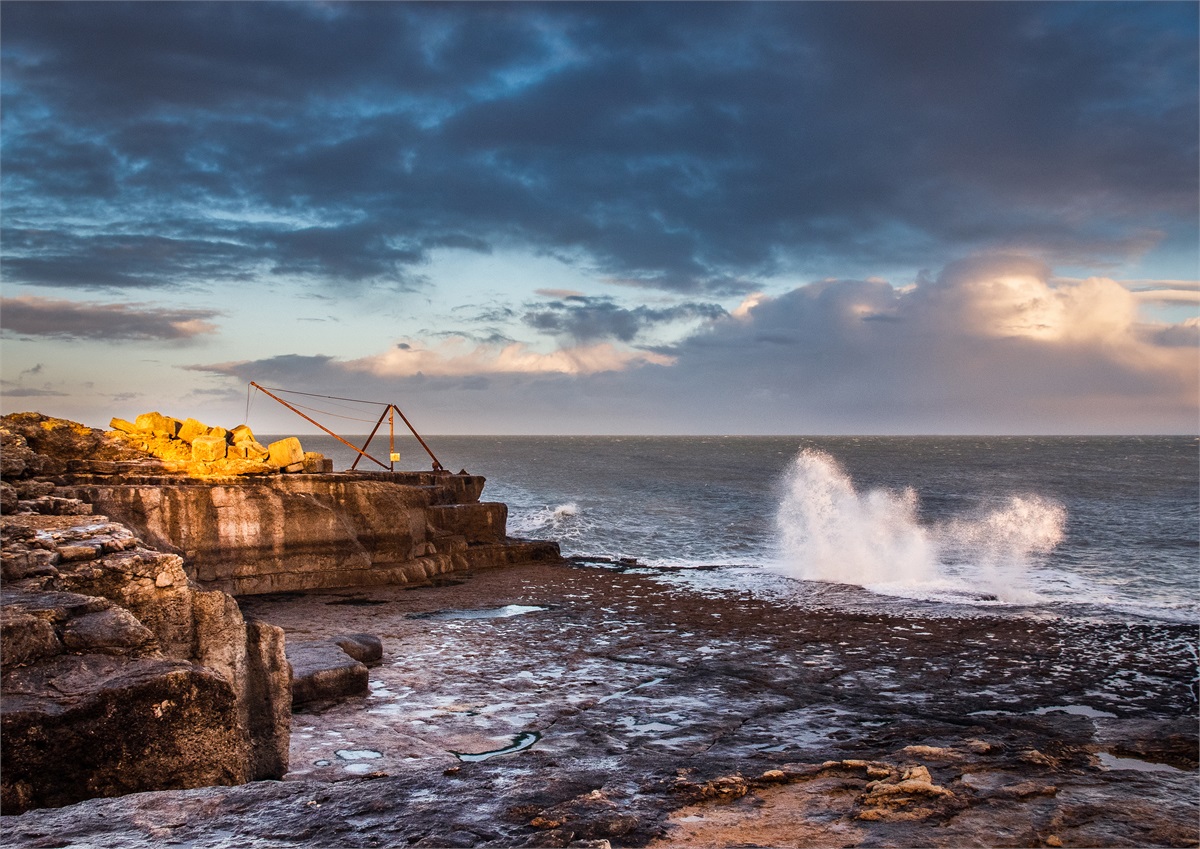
[108,413,329,478]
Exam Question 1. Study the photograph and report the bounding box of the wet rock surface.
[7,561,1196,847]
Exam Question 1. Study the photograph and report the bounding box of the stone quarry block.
[219,458,275,476]
[302,452,332,473]
[228,442,271,463]
[333,633,383,665]
[178,417,209,444]
[192,434,228,463]
[286,641,369,705]
[268,437,304,468]
[108,418,138,435]
[134,412,180,439]
[230,424,256,444]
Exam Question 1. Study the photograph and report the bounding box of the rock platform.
[4,411,561,596]
[7,560,1195,847]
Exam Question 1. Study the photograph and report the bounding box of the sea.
[296,434,1198,625]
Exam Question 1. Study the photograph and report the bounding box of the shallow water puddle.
[1031,704,1118,718]
[335,749,384,774]
[336,749,383,760]
[409,605,548,620]
[1097,752,1192,773]
[451,731,541,762]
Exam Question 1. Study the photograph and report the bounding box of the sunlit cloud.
[920,268,1138,344]
[1131,288,1200,305]
[352,336,675,378]
[730,292,767,320]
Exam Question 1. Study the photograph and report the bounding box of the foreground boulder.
[286,640,370,706]
[2,656,247,812]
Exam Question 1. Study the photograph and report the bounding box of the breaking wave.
[508,501,585,541]
[775,449,1065,603]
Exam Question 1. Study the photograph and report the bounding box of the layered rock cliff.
[55,470,554,596]
[1,416,291,813]
[7,411,561,596]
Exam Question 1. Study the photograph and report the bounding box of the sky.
[1,1,1197,435]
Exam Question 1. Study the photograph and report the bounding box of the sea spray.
[775,449,1066,602]
[937,495,1066,602]
[775,449,937,585]
[552,502,579,522]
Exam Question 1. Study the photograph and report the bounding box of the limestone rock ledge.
[52,472,561,596]
[0,510,292,814]
[4,412,561,596]
[0,411,559,811]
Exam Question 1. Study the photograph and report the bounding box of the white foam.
[508,502,583,539]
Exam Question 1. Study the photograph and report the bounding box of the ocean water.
[296,434,1198,624]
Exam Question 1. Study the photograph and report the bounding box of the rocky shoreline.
[5,559,1196,847]
[1,412,1196,847]
[0,411,557,817]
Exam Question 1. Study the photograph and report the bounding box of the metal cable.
[259,386,390,407]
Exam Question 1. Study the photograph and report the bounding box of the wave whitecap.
[508,502,583,540]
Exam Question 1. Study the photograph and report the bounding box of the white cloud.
[1131,289,1200,305]
[647,255,1198,432]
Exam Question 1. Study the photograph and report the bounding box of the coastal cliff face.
[6,408,560,596]
[1,415,292,813]
[57,471,556,596]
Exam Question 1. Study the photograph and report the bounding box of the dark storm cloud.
[2,2,1196,294]
[523,296,726,342]
[0,296,221,341]
[0,228,258,290]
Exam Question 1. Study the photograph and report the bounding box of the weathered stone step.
[461,539,563,570]
[286,640,370,706]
